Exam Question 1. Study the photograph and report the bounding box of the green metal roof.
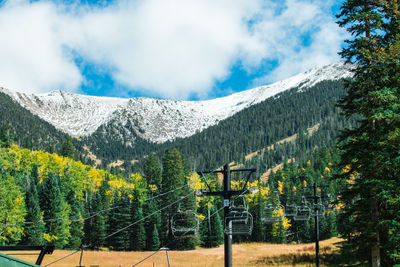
[0,253,40,267]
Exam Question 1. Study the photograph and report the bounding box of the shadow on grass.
[250,245,367,266]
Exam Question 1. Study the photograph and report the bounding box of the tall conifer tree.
[336,1,400,265]
[39,172,71,248]
[129,201,146,251]
[160,149,185,244]
[143,153,162,189]
[22,176,45,245]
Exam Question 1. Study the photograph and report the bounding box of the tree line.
[0,132,341,251]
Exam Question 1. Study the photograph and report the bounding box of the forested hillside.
[0,77,356,178]
[0,92,82,154]
[0,141,342,251]
[83,79,357,174]
[0,75,354,254]
[139,79,358,174]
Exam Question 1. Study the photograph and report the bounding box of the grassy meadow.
[3,238,342,267]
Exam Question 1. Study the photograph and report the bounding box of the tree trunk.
[371,242,381,267]
[371,198,381,267]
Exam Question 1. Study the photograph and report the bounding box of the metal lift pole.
[198,164,256,267]
[314,182,320,267]
[223,164,232,267]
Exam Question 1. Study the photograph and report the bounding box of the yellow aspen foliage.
[342,164,352,173]
[283,217,292,230]
[148,184,158,192]
[188,172,202,190]
[43,233,58,243]
[277,180,284,194]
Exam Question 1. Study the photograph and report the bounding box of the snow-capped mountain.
[0,62,352,144]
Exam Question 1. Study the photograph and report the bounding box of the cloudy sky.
[0,0,346,100]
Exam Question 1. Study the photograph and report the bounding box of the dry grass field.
[3,238,342,267]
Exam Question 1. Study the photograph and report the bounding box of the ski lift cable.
[0,204,121,228]
[43,174,205,266]
[44,190,195,267]
[43,250,82,267]
[130,188,251,267]
[89,190,195,249]
[0,179,191,229]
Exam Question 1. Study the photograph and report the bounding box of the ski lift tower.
[198,164,256,267]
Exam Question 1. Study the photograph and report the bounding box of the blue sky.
[0,0,346,100]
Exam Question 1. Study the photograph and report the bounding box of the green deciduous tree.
[0,173,26,244]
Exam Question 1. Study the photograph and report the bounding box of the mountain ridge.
[0,61,352,144]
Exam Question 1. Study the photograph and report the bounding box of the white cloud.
[0,0,82,93]
[0,0,345,99]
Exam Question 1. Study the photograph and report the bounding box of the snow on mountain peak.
[0,61,352,143]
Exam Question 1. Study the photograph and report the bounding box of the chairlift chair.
[171,204,199,236]
[230,195,248,212]
[322,194,335,212]
[293,196,311,221]
[224,196,253,235]
[284,203,298,217]
[262,203,285,223]
[310,202,326,217]
[225,210,253,236]
[262,191,285,223]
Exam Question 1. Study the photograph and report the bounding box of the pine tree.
[129,200,146,251]
[0,121,16,148]
[336,1,400,265]
[83,191,106,249]
[144,199,161,251]
[199,203,224,248]
[161,149,198,249]
[39,172,71,248]
[250,192,266,242]
[60,137,75,159]
[148,224,160,251]
[143,153,162,189]
[21,176,45,245]
[160,149,185,244]
[66,192,83,249]
[106,193,131,251]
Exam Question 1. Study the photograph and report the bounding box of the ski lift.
[225,210,253,236]
[230,195,248,212]
[224,196,253,235]
[294,196,311,221]
[322,193,335,212]
[171,203,199,236]
[310,199,326,217]
[284,202,298,217]
[262,191,285,223]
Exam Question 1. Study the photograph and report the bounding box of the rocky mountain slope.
[0,62,352,144]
